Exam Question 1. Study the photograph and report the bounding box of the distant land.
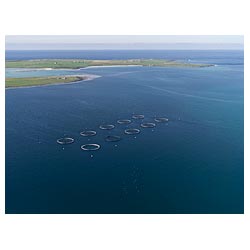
[5,75,96,88]
[6,59,213,69]
[5,58,214,88]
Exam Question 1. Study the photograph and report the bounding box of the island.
[6,75,95,88]
[6,59,214,69]
[6,59,214,88]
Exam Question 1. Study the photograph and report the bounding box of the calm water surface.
[5,50,244,213]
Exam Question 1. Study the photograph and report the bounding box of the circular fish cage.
[105,135,121,142]
[117,119,132,124]
[140,122,156,128]
[80,130,97,137]
[154,117,169,123]
[81,143,101,151]
[124,128,141,135]
[99,124,115,130]
[57,137,74,145]
[132,114,144,119]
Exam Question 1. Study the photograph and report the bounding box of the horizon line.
[5,42,244,51]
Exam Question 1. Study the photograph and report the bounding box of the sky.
[5,35,244,50]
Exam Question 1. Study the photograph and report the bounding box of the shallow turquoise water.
[5,50,244,213]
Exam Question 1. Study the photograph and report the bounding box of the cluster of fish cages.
[57,114,169,152]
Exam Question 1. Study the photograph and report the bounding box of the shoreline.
[5,74,101,89]
[6,59,214,69]
[7,67,82,72]
[83,65,143,69]
[5,58,214,89]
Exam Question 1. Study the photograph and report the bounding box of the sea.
[5,50,244,213]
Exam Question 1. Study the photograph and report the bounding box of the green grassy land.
[6,76,86,88]
[5,59,213,88]
[6,59,213,69]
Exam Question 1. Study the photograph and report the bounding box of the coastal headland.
[5,59,213,88]
[5,75,98,88]
[6,59,213,69]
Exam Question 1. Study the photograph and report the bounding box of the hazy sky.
[6,35,244,50]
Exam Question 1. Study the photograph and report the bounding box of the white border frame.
[1,0,249,249]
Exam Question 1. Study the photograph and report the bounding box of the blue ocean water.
[5,50,244,213]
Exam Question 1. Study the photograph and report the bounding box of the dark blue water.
[5,50,244,213]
